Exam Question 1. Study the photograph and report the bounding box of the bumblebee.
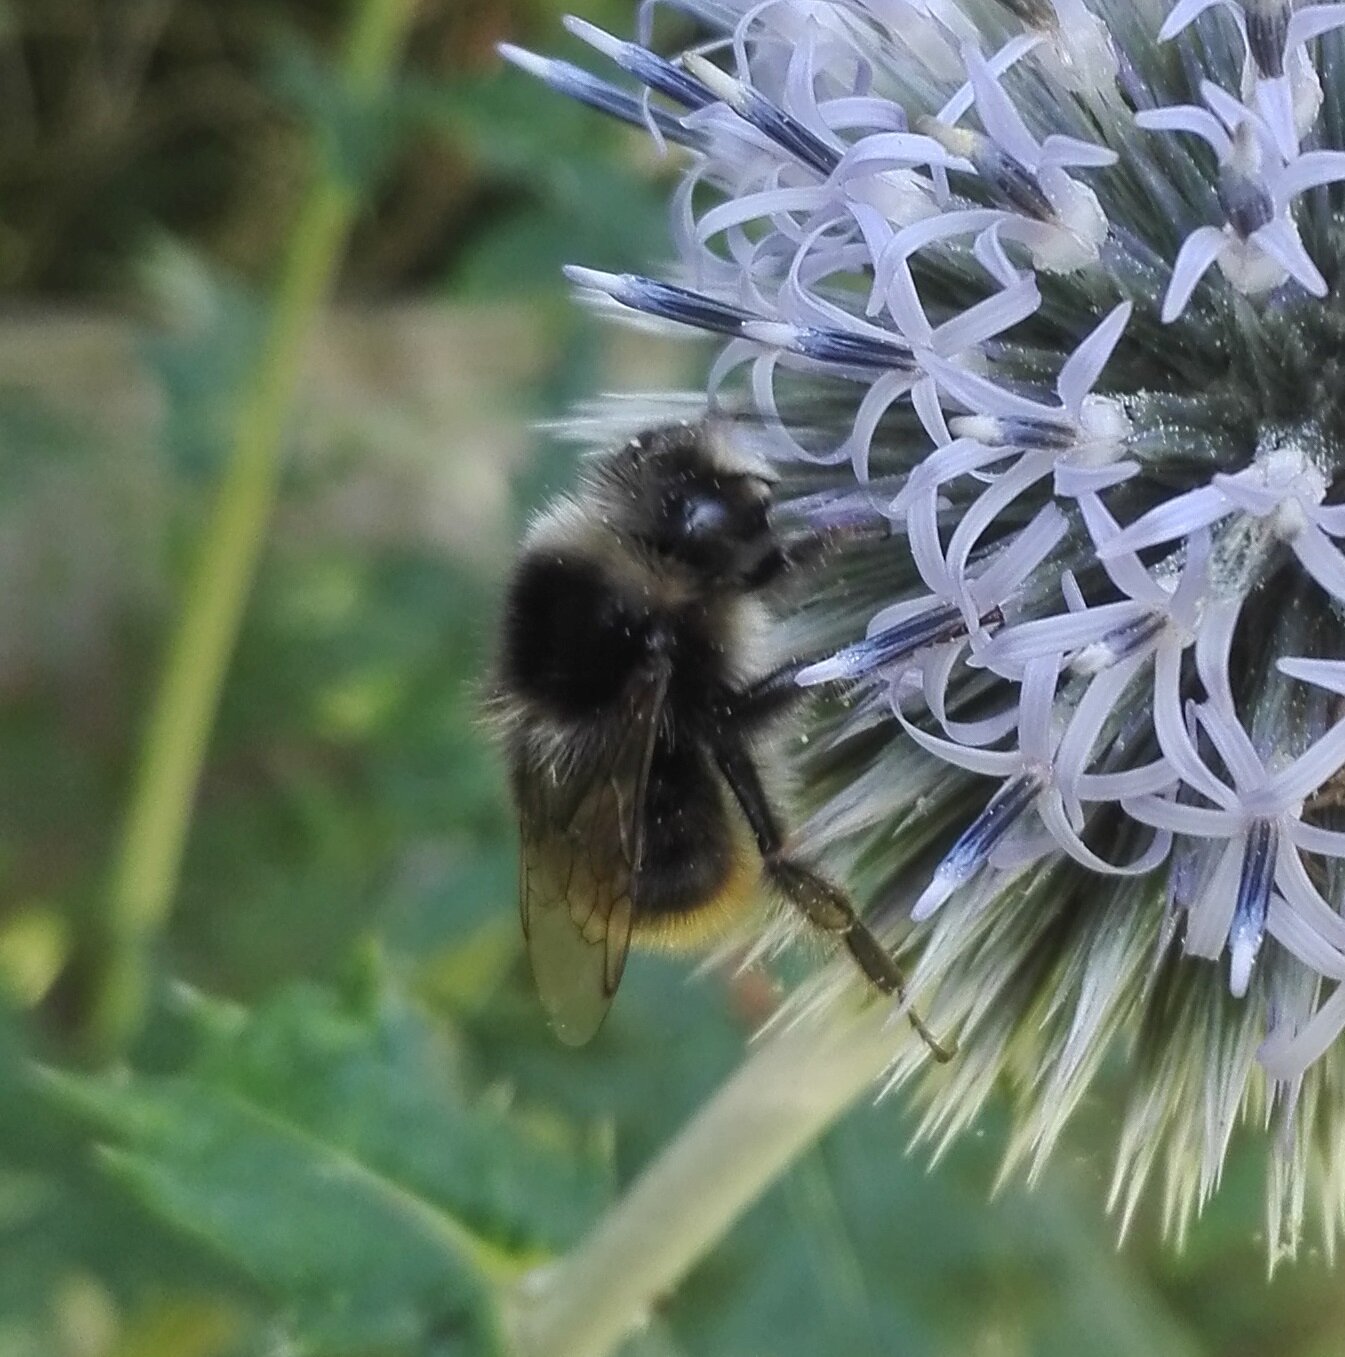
[491,420,952,1056]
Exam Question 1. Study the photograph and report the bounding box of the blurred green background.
[1,1,1343,1354]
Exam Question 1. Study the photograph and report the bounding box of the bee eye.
[684,496,731,539]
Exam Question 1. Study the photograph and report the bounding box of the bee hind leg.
[764,858,956,1062]
[711,733,956,1063]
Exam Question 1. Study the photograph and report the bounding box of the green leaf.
[135,241,269,483]
[36,980,611,1356]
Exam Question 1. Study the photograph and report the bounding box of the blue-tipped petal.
[498,45,701,146]
[564,268,756,336]
[563,16,715,109]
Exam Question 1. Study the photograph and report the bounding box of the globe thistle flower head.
[505,0,1345,1255]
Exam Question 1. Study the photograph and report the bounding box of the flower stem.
[505,994,899,1357]
[89,0,419,1060]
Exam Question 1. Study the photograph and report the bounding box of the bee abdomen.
[632,739,737,921]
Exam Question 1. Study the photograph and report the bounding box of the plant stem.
[91,0,419,1059]
[505,994,900,1357]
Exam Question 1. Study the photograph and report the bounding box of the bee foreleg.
[715,663,809,729]
[743,513,893,592]
[711,734,956,1062]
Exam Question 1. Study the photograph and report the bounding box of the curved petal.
[1158,0,1237,41]
[1017,656,1060,763]
[1285,818,1345,858]
[932,276,1041,355]
[1273,149,1345,205]
[1098,482,1231,556]
[1286,4,1345,48]
[1057,302,1133,418]
[1278,656,1345,697]
[1121,793,1239,836]
[922,639,1021,745]
[1254,74,1298,161]
[695,186,836,242]
[1260,980,1345,1079]
[881,254,934,344]
[1292,527,1345,605]
[945,455,1053,584]
[889,438,1014,513]
[911,372,952,445]
[967,503,1067,614]
[1162,225,1228,322]
[1053,654,1145,790]
[904,482,954,596]
[1267,719,1345,806]
[1267,893,1345,981]
[1184,832,1244,959]
[1153,643,1239,807]
[1252,217,1327,297]
[1074,759,1179,801]
[748,351,850,465]
[1039,791,1173,875]
[845,369,919,481]
[893,700,1023,775]
[836,131,968,176]
[1274,843,1345,950]
[973,221,1021,289]
[1135,104,1233,159]
[871,211,1005,312]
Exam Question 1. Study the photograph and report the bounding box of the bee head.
[610,423,779,585]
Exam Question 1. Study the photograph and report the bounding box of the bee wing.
[519,662,670,1045]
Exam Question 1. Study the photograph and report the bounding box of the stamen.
[918,117,1055,219]
[913,771,1045,919]
[995,0,1056,25]
[1218,169,1275,238]
[1070,610,1169,675]
[796,602,970,685]
[1245,0,1291,78]
[682,54,842,176]
[949,414,1079,450]
[1230,819,1277,996]
[563,268,755,335]
[742,321,917,371]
